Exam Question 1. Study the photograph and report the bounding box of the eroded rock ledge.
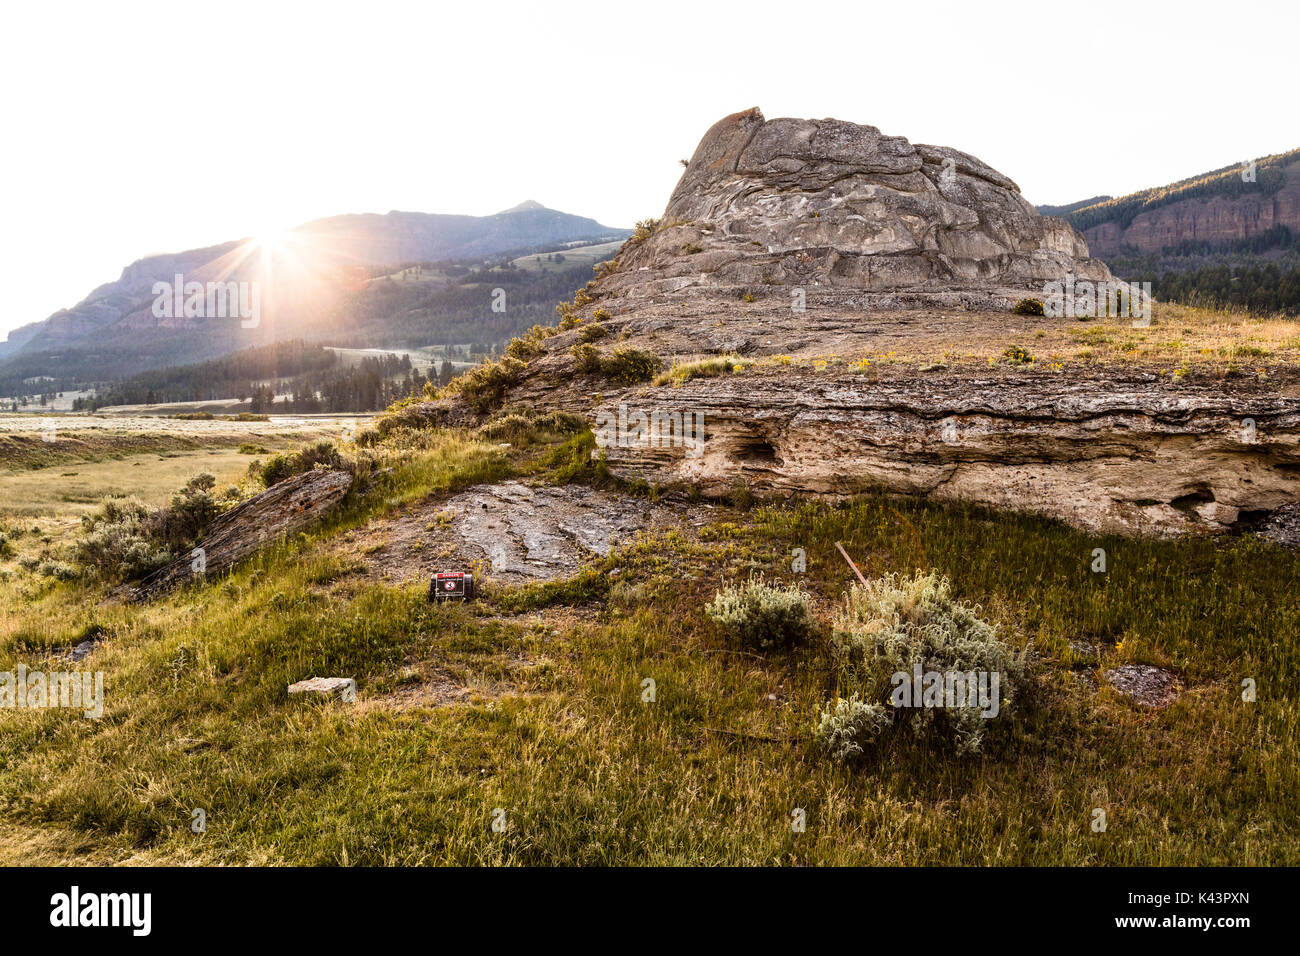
[594,372,1300,538]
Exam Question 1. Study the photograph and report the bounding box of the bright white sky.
[2,0,1296,339]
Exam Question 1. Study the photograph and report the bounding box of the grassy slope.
[510,240,625,275]
[0,424,1296,865]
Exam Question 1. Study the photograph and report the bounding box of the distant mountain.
[1042,150,1300,314]
[289,202,624,266]
[0,202,628,383]
[1034,196,1112,218]
[1041,149,1300,260]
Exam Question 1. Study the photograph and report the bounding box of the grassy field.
[510,240,625,275]
[0,418,1295,865]
[0,415,347,471]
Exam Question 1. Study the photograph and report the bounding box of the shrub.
[151,473,220,545]
[446,356,527,412]
[75,498,172,582]
[827,571,1027,755]
[1011,298,1045,316]
[655,354,751,386]
[570,343,602,374]
[578,323,608,344]
[705,580,817,650]
[39,560,80,581]
[1003,345,1033,365]
[505,325,553,360]
[476,413,534,443]
[632,218,659,242]
[260,441,346,486]
[555,301,582,330]
[600,348,662,384]
[591,308,611,322]
[532,410,587,435]
[238,443,269,455]
[548,429,610,486]
[815,695,893,763]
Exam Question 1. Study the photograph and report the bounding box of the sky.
[2,0,1297,339]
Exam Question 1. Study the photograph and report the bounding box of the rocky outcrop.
[134,468,353,598]
[343,481,706,584]
[599,108,1113,306]
[439,108,1300,540]
[594,371,1300,538]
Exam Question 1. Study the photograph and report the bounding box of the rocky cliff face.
[1081,160,1300,257]
[430,109,1300,540]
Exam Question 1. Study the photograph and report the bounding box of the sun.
[252,226,293,251]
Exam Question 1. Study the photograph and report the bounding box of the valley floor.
[0,419,1296,865]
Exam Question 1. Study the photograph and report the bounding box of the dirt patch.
[344,480,711,585]
[355,657,549,713]
[1103,663,1182,707]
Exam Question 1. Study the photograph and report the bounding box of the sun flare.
[252,226,293,251]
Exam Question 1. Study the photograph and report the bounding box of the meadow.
[0,415,1294,865]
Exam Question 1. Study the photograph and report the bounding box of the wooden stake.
[835,541,869,587]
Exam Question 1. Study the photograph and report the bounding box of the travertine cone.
[598,107,1111,304]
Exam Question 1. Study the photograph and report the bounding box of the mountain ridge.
[1041,148,1300,257]
[0,202,628,366]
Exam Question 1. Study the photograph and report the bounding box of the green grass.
[0,424,1296,865]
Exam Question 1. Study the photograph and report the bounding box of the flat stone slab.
[288,677,356,700]
[344,481,708,585]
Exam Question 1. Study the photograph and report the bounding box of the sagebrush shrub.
[38,560,80,581]
[75,498,172,582]
[816,695,892,763]
[570,343,602,373]
[531,410,587,434]
[505,325,553,360]
[578,323,608,343]
[826,571,1026,755]
[705,580,817,650]
[476,413,534,443]
[152,473,220,545]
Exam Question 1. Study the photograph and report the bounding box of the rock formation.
[601,108,1113,307]
[133,468,353,598]
[430,109,1300,540]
